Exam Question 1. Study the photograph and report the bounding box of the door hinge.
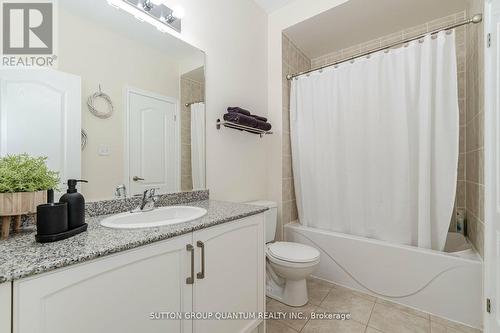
[487,33,492,48]
[487,298,491,313]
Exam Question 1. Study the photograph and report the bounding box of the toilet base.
[266,268,309,307]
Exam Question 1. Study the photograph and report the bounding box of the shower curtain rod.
[286,13,483,80]
[185,101,205,107]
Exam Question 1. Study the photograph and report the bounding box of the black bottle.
[59,179,88,229]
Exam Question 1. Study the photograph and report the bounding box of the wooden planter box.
[0,191,47,239]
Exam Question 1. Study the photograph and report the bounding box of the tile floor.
[266,278,482,333]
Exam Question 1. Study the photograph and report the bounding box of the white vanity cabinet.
[12,214,265,333]
[193,215,265,333]
[13,234,193,333]
[0,282,11,333]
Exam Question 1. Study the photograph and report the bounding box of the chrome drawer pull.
[186,244,194,284]
[197,241,205,279]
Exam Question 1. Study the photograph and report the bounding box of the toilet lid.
[267,242,320,263]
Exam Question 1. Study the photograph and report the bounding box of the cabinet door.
[0,282,11,333]
[13,234,193,333]
[193,214,265,333]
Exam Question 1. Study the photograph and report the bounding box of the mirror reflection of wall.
[45,0,204,201]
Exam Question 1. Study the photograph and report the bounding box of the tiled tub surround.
[282,12,486,255]
[180,75,205,191]
[464,0,485,258]
[281,33,311,240]
[0,198,267,283]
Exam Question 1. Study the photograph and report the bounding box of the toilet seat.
[267,242,320,263]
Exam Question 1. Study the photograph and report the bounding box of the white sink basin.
[100,206,207,229]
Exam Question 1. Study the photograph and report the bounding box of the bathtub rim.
[285,222,482,264]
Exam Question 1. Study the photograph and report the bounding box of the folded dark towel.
[255,120,272,131]
[223,112,258,128]
[227,107,251,116]
[251,115,268,122]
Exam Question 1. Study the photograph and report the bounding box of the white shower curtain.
[290,31,459,251]
[191,102,206,190]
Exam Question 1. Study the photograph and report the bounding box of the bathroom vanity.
[0,200,267,333]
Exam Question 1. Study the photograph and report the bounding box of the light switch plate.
[98,144,110,156]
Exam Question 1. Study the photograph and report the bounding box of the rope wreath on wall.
[87,84,114,119]
[81,129,88,151]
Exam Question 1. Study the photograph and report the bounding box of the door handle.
[186,244,194,284]
[197,241,205,279]
[133,176,144,182]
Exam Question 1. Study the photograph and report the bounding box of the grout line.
[464,180,485,187]
[365,300,376,330]
[464,147,484,154]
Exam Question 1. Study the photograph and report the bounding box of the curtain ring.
[446,29,453,35]
[431,34,438,39]
[418,38,425,43]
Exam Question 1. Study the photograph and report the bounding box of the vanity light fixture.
[107,0,183,33]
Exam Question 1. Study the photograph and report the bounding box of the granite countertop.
[0,200,267,283]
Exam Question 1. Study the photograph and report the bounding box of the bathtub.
[285,223,483,329]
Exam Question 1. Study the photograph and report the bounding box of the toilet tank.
[246,200,278,243]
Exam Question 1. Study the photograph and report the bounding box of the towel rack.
[216,119,272,138]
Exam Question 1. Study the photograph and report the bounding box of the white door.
[0,68,81,196]
[13,235,193,333]
[193,215,265,333]
[485,0,500,332]
[127,88,179,196]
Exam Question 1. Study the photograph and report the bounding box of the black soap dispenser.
[60,179,88,229]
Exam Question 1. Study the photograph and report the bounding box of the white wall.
[266,0,349,225]
[162,0,270,202]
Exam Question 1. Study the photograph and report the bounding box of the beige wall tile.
[466,182,484,223]
[466,112,484,153]
[283,155,293,179]
[456,181,466,208]
[458,153,466,181]
[282,34,310,234]
[180,75,204,191]
[466,149,484,184]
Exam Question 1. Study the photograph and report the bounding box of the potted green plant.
[0,154,59,239]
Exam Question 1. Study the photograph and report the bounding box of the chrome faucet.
[131,188,159,213]
[115,184,127,199]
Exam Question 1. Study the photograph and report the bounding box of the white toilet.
[247,201,320,307]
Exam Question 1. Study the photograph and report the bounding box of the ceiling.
[284,0,469,59]
[252,0,295,13]
[60,0,202,61]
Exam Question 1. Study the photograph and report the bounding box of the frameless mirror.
[0,0,206,201]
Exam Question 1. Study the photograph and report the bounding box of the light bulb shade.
[172,6,185,19]
[106,0,182,33]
